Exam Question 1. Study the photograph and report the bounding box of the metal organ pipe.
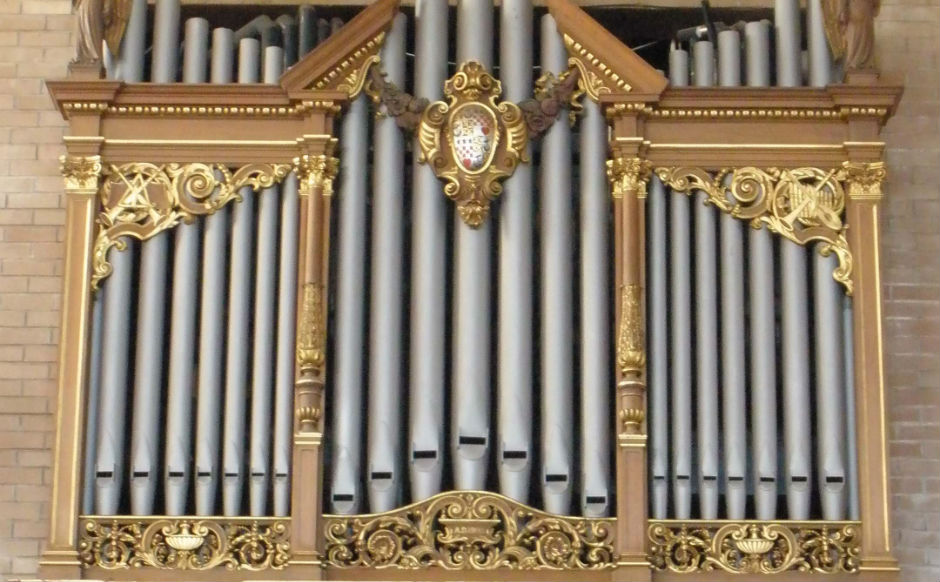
[539,14,574,515]
[194,26,233,515]
[367,13,407,512]
[717,29,748,519]
[410,0,449,503]
[774,0,802,86]
[330,95,369,514]
[452,0,494,491]
[164,17,208,516]
[692,40,720,519]
[298,6,316,56]
[151,0,180,82]
[222,37,260,516]
[115,0,147,82]
[744,20,779,520]
[648,176,668,519]
[844,299,861,519]
[667,44,692,520]
[83,296,104,514]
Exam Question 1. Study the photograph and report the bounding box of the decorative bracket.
[657,166,855,295]
[416,61,529,227]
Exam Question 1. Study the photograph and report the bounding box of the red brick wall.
[0,0,937,578]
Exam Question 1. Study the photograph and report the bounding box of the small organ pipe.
[452,0,494,491]
[116,0,146,82]
[274,172,300,516]
[222,37,260,516]
[807,0,832,87]
[844,297,861,519]
[668,44,692,520]
[367,13,407,512]
[95,246,134,514]
[194,26,233,515]
[409,0,449,503]
[151,0,180,83]
[298,6,316,56]
[163,16,208,517]
[717,29,747,519]
[276,15,298,67]
[539,14,574,515]
[329,95,369,514]
[775,0,802,86]
[692,40,720,519]
[82,296,104,513]
[745,21,779,520]
[648,176,669,519]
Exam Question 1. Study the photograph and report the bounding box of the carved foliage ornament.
[323,490,616,570]
[417,61,529,227]
[648,521,860,575]
[294,154,339,198]
[657,166,854,294]
[91,162,291,290]
[617,284,645,378]
[61,154,102,191]
[78,517,290,571]
[296,282,326,374]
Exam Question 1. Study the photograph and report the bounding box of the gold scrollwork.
[312,32,386,99]
[417,61,529,228]
[323,490,616,570]
[842,160,886,201]
[607,157,652,200]
[617,284,644,378]
[295,154,339,198]
[78,517,290,571]
[92,162,291,290]
[61,154,102,192]
[296,282,326,374]
[648,521,860,575]
[562,34,631,99]
[657,166,854,294]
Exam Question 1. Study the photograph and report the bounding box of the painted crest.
[417,61,529,227]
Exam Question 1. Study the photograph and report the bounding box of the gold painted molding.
[323,490,617,570]
[91,162,291,290]
[648,520,861,575]
[78,517,290,570]
[657,166,854,294]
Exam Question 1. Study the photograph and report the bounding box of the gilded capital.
[60,154,102,192]
[607,157,652,199]
[841,161,886,201]
[294,154,339,198]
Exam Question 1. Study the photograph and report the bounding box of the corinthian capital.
[841,161,886,202]
[294,154,339,198]
[60,154,102,192]
[606,156,652,199]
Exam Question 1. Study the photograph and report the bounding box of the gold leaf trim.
[92,162,291,291]
[296,282,326,374]
[323,490,616,570]
[78,517,290,571]
[616,284,644,378]
[294,154,339,197]
[657,166,854,295]
[312,32,385,98]
[607,157,652,200]
[562,34,631,98]
[61,154,102,191]
[841,161,886,201]
[648,520,860,574]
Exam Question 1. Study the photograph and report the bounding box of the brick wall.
[0,0,937,579]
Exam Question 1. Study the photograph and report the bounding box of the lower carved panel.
[648,520,860,575]
[78,516,290,570]
[323,490,617,570]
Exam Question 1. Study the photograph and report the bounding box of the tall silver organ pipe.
[409,0,449,503]
[717,29,748,520]
[194,26,234,515]
[330,95,369,514]
[692,39,720,519]
[579,83,611,518]
[667,44,692,520]
[775,0,802,86]
[648,175,668,519]
[452,0,494,491]
[164,17,208,516]
[223,37,260,516]
[82,295,104,513]
[539,14,574,516]
[367,13,407,512]
[844,299,861,519]
[744,19,779,520]
[116,0,147,82]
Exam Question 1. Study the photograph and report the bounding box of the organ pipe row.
[649,0,858,521]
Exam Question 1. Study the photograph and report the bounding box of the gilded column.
[606,155,651,576]
[290,148,338,576]
[842,160,898,572]
[39,155,102,579]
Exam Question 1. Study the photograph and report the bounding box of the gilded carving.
[295,154,339,198]
[296,282,326,374]
[323,491,616,570]
[417,61,529,227]
[616,284,644,378]
[619,408,644,434]
[526,69,582,131]
[312,32,386,98]
[842,161,886,201]
[91,162,290,290]
[78,517,290,570]
[61,154,102,192]
[657,166,855,294]
[562,34,631,99]
[607,157,652,200]
[648,521,860,575]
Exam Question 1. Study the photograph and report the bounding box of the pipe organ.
[42,0,902,579]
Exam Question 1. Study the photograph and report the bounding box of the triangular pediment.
[280,0,399,97]
[546,0,668,98]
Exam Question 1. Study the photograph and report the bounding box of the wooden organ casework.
[41,0,903,579]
